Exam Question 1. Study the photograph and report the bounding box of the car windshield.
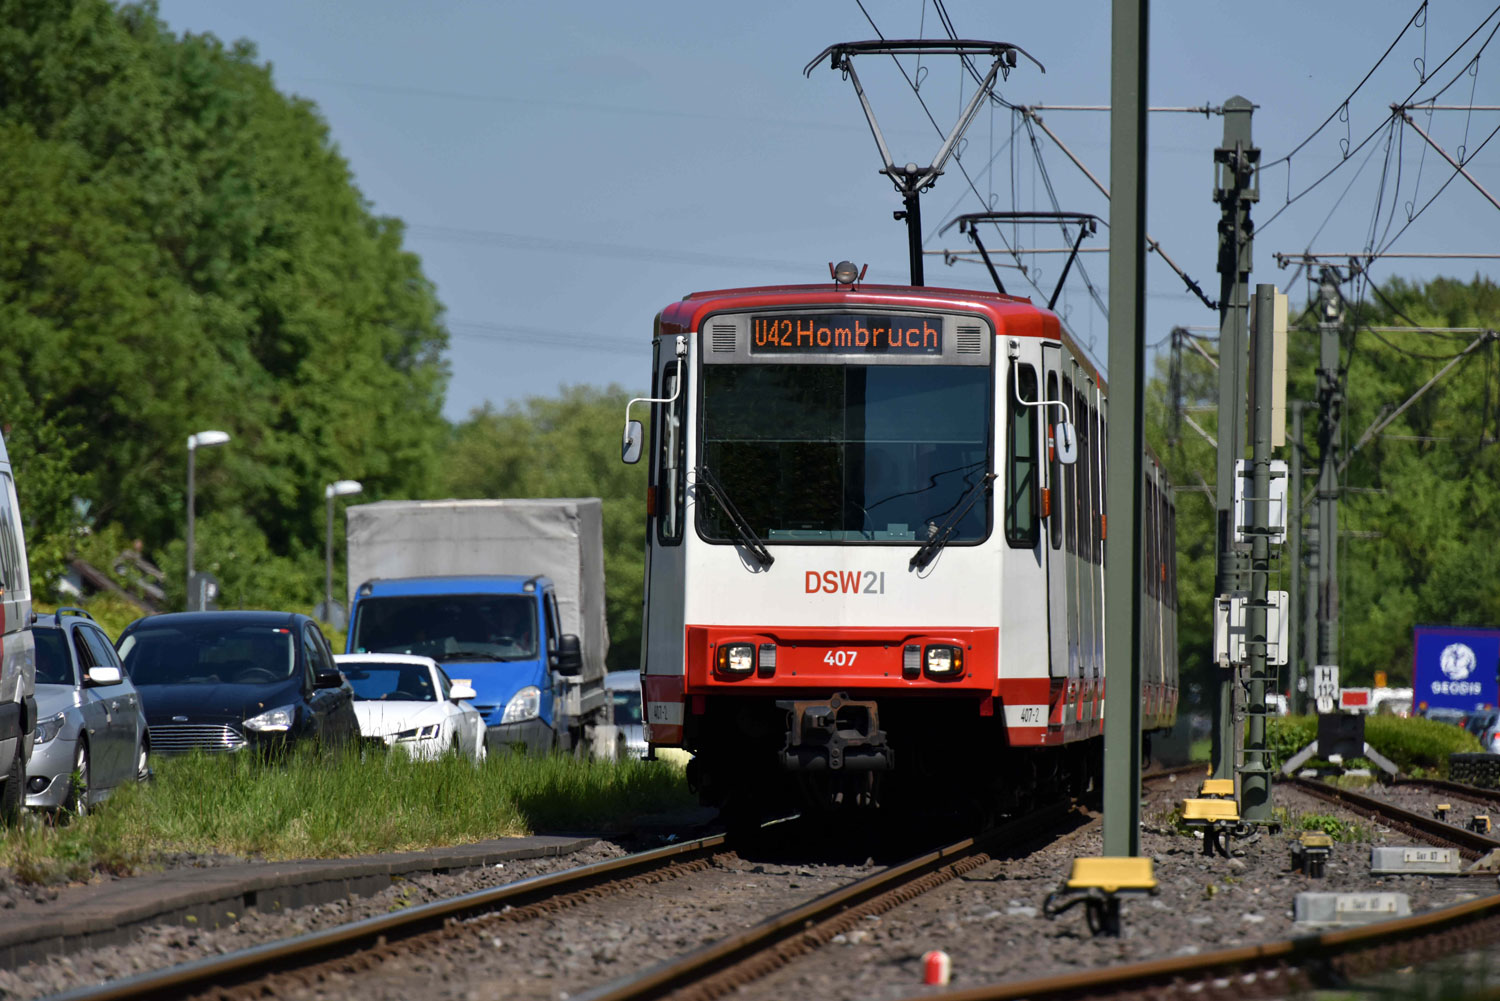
[350,594,539,661]
[33,629,73,686]
[611,689,641,724]
[340,663,438,702]
[118,624,299,686]
[699,364,991,543]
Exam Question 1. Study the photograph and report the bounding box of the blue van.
[346,576,589,752]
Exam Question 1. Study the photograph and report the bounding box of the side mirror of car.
[314,668,344,690]
[84,665,123,687]
[554,634,584,676]
[449,682,477,702]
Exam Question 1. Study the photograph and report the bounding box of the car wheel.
[65,742,90,818]
[136,741,150,783]
[616,733,627,762]
[0,740,22,827]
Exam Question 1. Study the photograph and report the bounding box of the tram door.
[642,338,689,699]
[1039,345,1069,681]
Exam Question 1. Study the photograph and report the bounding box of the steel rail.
[1289,776,1500,860]
[884,890,1500,1001]
[1393,774,1500,807]
[43,832,731,1001]
[574,800,1084,1001]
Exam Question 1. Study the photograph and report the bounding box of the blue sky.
[155,1,1498,422]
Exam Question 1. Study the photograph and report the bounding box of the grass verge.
[1,748,695,885]
[1267,714,1481,777]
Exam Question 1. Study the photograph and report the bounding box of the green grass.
[1,748,695,884]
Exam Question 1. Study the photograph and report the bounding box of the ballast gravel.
[0,776,1494,1001]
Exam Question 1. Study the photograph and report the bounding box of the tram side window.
[1062,377,1076,557]
[1005,363,1039,548]
[1167,503,1178,609]
[1047,373,1062,551]
[655,360,687,545]
[1078,399,1094,568]
[1146,481,1160,599]
[1080,387,1092,567]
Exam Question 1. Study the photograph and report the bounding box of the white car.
[334,654,486,762]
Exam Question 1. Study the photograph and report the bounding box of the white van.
[0,432,35,822]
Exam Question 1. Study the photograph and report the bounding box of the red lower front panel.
[684,625,1000,693]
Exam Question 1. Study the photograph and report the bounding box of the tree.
[444,387,649,673]
[0,0,450,601]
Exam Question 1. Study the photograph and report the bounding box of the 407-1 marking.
[804,570,886,594]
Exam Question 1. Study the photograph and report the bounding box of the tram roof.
[656,282,1103,390]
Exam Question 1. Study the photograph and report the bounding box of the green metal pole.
[1287,402,1305,713]
[1242,285,1276,823]
[1316,269,1342,673]
[1211,96,1257,781]
[1102,0,1148,859]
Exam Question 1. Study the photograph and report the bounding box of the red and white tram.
[623,272,1177,819]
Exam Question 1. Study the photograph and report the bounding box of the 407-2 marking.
[804,570,886,594]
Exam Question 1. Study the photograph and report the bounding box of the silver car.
[27,610,148,814]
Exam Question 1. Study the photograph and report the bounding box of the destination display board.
[1412,624,1500,712]
[750,313,943,355]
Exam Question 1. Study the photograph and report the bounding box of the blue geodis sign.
[1413,625,1500,712]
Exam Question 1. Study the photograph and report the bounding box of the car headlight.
[393,724,441,742]
[243,705,297,732]
[925,645,964,676]
[501,686,541,724]
[34,712,66,745]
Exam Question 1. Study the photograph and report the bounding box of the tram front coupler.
[776,692,893,772]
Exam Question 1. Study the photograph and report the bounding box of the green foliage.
[1364,714,1481,777]
[0,394,88,596]
[1151,275,1500,699]
[0,0,448,598]
[443,387,649,671]
[1297,813,1364,841]
[1266,715,1318,771]
[1267,714,1480,777]
[0,748,693,883]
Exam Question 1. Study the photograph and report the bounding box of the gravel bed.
[0,840,632,1000]
[736,780,1500,1001]
[4,776,1493,1001]
[1354,780,1500,833]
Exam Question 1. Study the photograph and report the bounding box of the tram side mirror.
[622,420,643,464]
[1054,421,1078,465]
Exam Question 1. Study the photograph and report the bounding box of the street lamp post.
[185,430,231,611]
[324,480,363,625]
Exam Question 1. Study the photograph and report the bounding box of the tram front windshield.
[699,364,991,544]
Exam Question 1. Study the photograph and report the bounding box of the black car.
[116,611,357,755]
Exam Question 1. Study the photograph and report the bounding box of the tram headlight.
[717,643,756,674]
[925,645,964,677]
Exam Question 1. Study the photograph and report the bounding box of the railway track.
[43,832,737,1001]
[864,887,1500,1001]
[1288,775,1500,861]
[573,799,1085,1001]
[40,799,1091,1001]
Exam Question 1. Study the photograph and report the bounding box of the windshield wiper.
[909,472,996,571]
[695,465,774,568]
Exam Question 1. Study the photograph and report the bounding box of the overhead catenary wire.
[1259,2,1500,236]
[850,0,1063,314]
